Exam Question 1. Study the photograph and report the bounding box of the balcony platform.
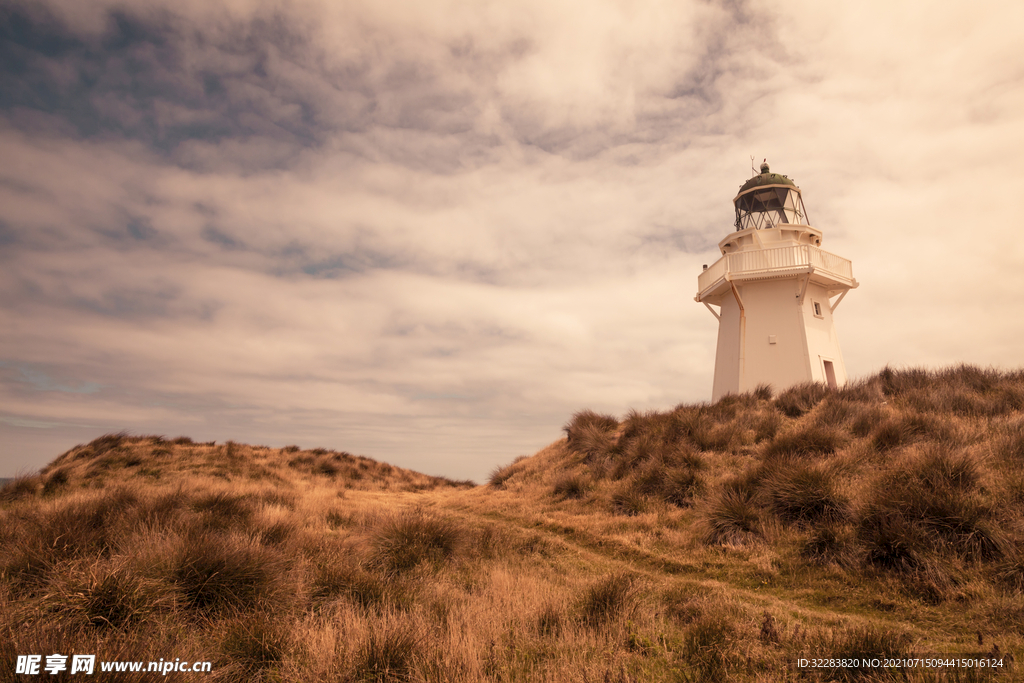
[696,244,857,303]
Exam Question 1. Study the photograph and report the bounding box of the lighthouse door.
[822,360,837,389]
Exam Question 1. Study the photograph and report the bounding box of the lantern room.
[733,161,809,231]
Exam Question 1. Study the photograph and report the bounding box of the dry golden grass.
[2,365,1023,681]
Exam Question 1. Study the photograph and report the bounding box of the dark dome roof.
[737,171,797,195]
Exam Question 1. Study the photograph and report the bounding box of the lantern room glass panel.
[734,187,808,231]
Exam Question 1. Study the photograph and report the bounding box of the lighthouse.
[696,162,858,401]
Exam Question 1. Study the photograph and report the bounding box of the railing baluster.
[698,243,853,297]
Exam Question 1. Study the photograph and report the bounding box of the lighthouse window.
[734,187,808,231]
[813,301,823,317]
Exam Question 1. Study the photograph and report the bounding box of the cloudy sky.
[2,0,1022,481]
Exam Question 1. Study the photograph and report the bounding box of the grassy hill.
[2,365,1023,681]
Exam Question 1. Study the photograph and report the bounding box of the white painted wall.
[709,277,851,401]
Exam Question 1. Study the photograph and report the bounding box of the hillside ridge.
[2,363,1023,681]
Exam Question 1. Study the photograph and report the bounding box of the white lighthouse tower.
[696,161,858,401]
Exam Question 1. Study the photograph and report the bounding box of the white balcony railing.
[697,244,853,297]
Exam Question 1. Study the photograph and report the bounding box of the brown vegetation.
[2,365,1023,681]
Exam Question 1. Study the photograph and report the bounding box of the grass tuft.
[663,467,706,507]
[311,560,413,610]
[352,618,420,682]
[535,603,564,636]
[682,612,736,681]
[41,468,70,496]
[995,550,1024,594]
[171,532,287,615]
[552,472,591,500]
[775,382,830,417]
[859,448,1003,569]
[764,461,850,525]
[47,561,169,629]
[565,410,619,455]
[801,525,856,567]
[488,462,522,488]
[702,482,762,545]
[763,425,845,460]
[220,615,290,677]
[0,474,40,502]
[579,572,638,627]
[610,486,649,516]
[87,431,131,456]
[369,509,465,575]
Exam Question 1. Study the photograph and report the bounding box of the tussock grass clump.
[870,413,947,453]
[994,551,1024,594]
[763,425,845,460]
[314,459,340,477]
[775,382,830,417]
[44,560,171,629]
[870,419,916,452]
[613,430,660,479]
[86,431,131,457]
[561,402,727,509]
[702,481,762,545]
[801,525,856,567]
[255,517,297,546]
[488,460,524,488]
[682,612,737,681]
[2,542,54,594]
[859,449,1004,569]
[813,396,856,428]
[535,602,564,636]
[679,411,738,451]
[41,467,70,496]
[615,452,706,510]
[6,489,142,587]
[311,560,413,610]
[256,488,298,509]
[763,461,850,525]
[324,508,352,530]
[661,586,747,678]
[753,410,782,443]
[579,572,639,627]
[565,409,619,457]
[879,365,932,397]
[882,364,1024,418]
[171,531,289,615]
[994,429,1024,469]
[850,404,886,438]
[662,466,706,507]
[369,510,466,575]
[352,618,421,683]
[610,486,649,516]
[190,490,254,530]
[0,474,39,502]
[219,615,291,677]
[662,585,723,625]
[858,509,926,571]
[552,472,591,500]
